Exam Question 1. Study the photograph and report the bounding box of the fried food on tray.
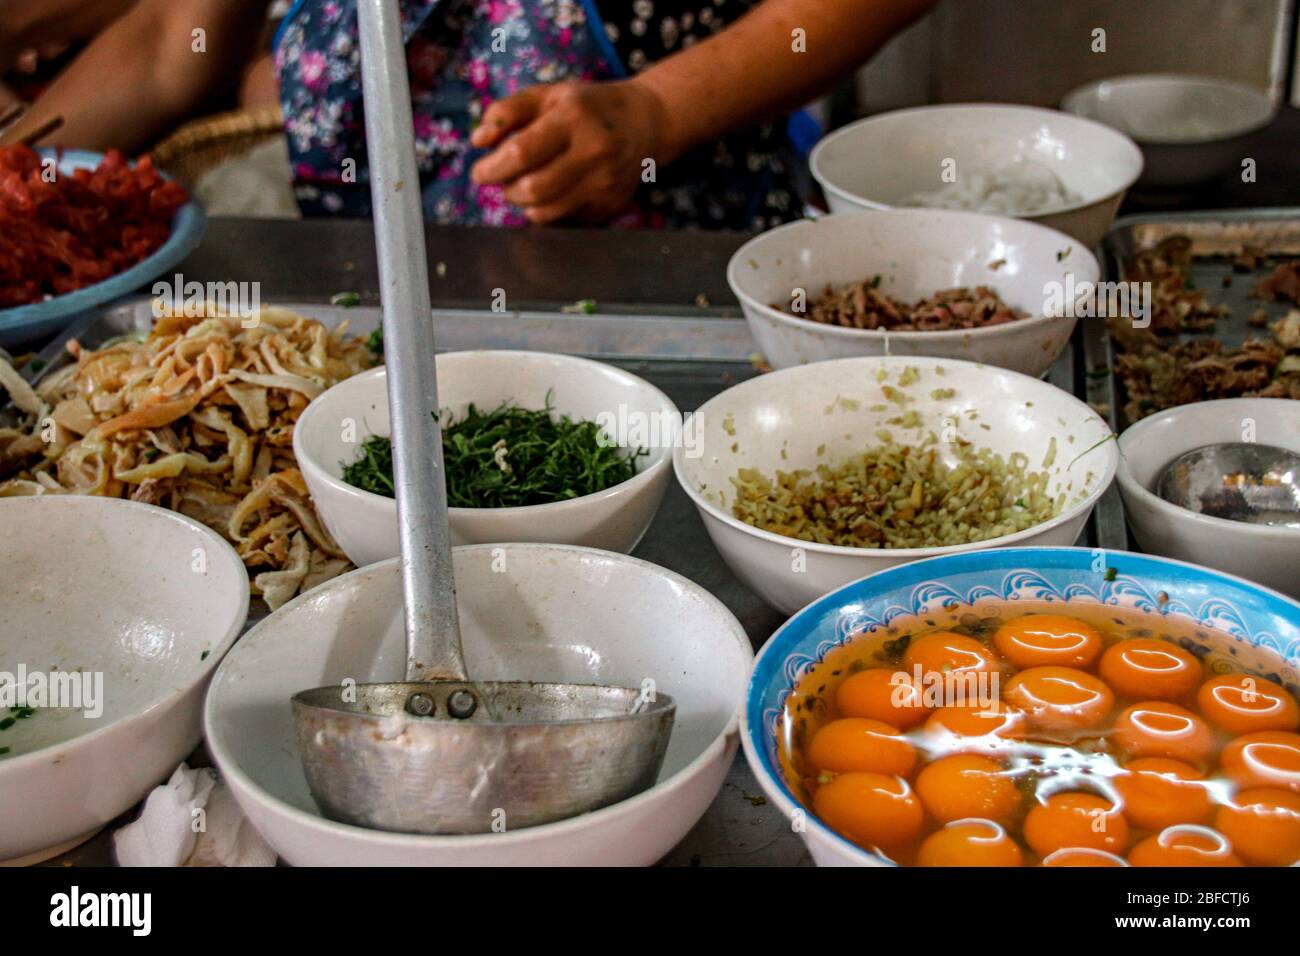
[1111,235,1300,420]
[0,305,374,608]
[1123,236,1230,334]
[1109,320,1299,422]
[0,145,190,308]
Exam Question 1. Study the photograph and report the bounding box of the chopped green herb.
[1104,567,1118,581]
[366,328,384,356]
[342,396,646,508]
[331,291,362,307]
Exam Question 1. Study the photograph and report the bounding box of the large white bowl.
[1117,397,1300,599]
[294,351,681,567]
[727,210,1098,375]
[204,543,753,866]
[0,496,249,863]
[673,355,1117,615]
[1062,74,1276,190]
[810,104,1142,249]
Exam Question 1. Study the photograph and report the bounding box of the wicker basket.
[150,105,285,189]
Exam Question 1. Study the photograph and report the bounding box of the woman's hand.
[469,79,671,225]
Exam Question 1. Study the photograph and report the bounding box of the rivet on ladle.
[405,692,436,717]
[447,690,478,720]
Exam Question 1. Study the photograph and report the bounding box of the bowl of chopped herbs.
[294,351,681,566]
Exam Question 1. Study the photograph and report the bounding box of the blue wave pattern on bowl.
[747,547,1300,855]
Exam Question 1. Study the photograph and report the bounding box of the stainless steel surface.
[292,682,674,834]
[1157,442,1300,527]
[1085,207,1300,550]
[358,0,464,683]
[25,210,1099,862]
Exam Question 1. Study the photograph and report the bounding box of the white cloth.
[113,764,276,867]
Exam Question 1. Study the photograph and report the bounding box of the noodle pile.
[0,305,374,608]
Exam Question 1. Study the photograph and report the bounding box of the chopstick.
[0,103,24,129]
[19,115,63,146]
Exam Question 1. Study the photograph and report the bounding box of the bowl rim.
[0,495,249,773]
[740,544,1300,866]
[293,351,682,519]
[202,542,754,851]
[809,103,1144,218]
[1060,72,1278,145]
[725,209,1099,345]
[672,354,1119,560]
[1115,396,1300,543]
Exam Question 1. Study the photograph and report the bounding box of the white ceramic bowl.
[204,543,753,866]
[727,210,1099,376]
[1117,397,1300,599]
[809,104,1142,249]
[1062,74,1276,190]
[673,355,1117,615]
[294,351,681,567]
[0,496,248,863]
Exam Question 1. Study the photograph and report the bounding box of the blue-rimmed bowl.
[0,149,206,347]
[741,546,1300,867]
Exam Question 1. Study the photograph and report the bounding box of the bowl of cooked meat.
[727,210,1099,376]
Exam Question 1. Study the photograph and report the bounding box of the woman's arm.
[0,0,269,152]
[471,0,935,223]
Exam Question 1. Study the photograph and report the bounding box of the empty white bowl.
[673,355,1117,615]
[727,210,1099,376]
[0,496,248,863]
[294,351,681,567]
[1062,74,1276,190]
[204,543,753,866]
[810,104,1142,249]
[1117,397,1300,599]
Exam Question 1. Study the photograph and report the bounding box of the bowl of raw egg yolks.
[741,547,1300,867]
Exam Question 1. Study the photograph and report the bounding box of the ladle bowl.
[293,682,675,833]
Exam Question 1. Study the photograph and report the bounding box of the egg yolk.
[903,631,1000,678]
[1023,792,1129,857]
[1113,757,1215,831]
[1220,731,1300,792]
[1111,701,1215,765]
[924,700,1027,752]
[1214,789,1300,867]
[1003,666,1114,731]
[836,668,929,729]
[993,614,1103,669]
[812,772,923,850]
[807,717,917,777]
[1197,674,1300,735]
[1041,847,1128,867]
[1128,825,1242,867]
[916,819,1023,867]
[1099,638,1201,701]
[915,753,1021,824]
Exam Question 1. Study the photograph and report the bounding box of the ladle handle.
[358,0,467,682]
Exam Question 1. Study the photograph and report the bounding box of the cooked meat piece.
[798,280,1025,332]
[1255,260,1300,304]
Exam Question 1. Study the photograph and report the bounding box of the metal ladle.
[1156,442,1300,529]
[290,0,674,835]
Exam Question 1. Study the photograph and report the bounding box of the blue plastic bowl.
[0,149,207,347]
[741,546,1300,866]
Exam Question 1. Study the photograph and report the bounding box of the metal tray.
[14,297,1084,867]
[1082,207,1300,549]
